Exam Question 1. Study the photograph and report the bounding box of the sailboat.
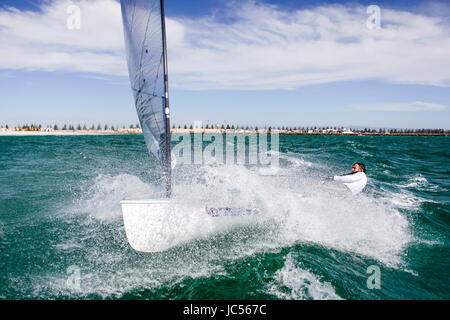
[120,0,176,252]
[120,0,261,253]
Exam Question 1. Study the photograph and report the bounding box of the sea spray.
[1,135,448,299]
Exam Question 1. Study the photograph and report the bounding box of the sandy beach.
[0,130,140,136]
[0,129,447,136]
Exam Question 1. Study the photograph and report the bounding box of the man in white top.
[327,162,367,195]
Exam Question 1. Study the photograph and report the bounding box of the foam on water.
[76,174,161,221]
[404,175,429,189]
[170,160,412,267]
[401,174,447,193]
[266,253,341,300]
[40,151,417,298]
[30,251,227,299]
[0,221,5,241]
[53,240,83,251]
[281,152,315,168]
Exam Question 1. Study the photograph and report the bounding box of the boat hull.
[121,199,259,252]
[121,199,189,252]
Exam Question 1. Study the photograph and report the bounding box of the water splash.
[40,151,415,298]
[266,253,341,300]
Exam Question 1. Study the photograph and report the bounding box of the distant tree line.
[170,124,449,134]
[0,124,141,131]
[1,123,448,135]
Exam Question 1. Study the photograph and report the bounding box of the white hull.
[121,199,258,252]
[121,199,188,252]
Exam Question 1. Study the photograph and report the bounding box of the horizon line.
[1,123,449,131]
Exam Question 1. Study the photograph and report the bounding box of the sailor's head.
[352,162,366,173]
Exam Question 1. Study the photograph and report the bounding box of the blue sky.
[0,0,449,129]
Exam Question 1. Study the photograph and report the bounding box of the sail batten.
[121,0,171,195]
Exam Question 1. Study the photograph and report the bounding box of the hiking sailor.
[326,162,367,195]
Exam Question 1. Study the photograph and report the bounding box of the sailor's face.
[352,164,361,173]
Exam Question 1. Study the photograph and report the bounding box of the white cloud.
[0,0,449,90]
[0,0,126,75]
[353,101,447,112]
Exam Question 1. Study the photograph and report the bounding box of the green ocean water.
[0,135,449,300]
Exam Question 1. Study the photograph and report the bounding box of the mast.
[160,0,172,197]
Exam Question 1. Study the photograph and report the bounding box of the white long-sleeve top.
[333,172,367,195]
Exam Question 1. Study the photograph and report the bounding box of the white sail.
[120,0,171,173]
[119,1,256,253]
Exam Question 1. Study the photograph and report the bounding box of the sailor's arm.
[334,173,364,183]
